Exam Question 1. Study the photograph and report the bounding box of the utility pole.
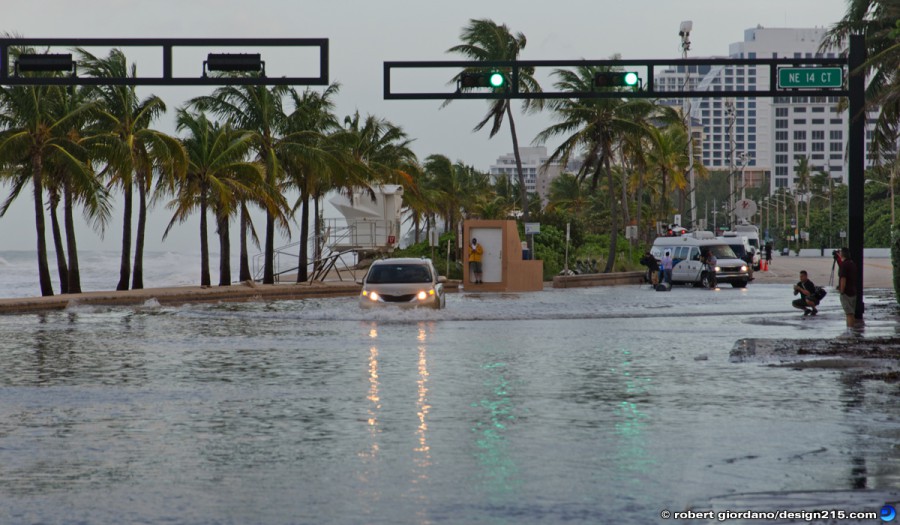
[680,21,697,229]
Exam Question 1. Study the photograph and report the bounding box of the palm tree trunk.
[505,105,529,223]
[239,204,252,282]
[217,213,231,286]
[32,158,54,296]
[314,195,322,273]
[117,185,132,291]
[49,191,69,294]
[64,183,82,294]
[297,191,310,283]
[604,157,617,273]
[132,173,148,290]
[199,192,210,287]
[636,177,645,243]
[264,212,275,284]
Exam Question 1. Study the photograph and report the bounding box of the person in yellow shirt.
[469,238,484,284]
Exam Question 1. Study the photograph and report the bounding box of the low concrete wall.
[552,271,645,288]
[796,248,891,258]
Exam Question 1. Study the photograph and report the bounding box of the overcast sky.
[0,0,849,253]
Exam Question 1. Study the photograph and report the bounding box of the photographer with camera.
[792,270,820,316]
[837,247,857,328]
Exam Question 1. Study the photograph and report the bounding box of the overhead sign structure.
[777,67,843,89]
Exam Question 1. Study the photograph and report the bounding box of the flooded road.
[1,283,898,524]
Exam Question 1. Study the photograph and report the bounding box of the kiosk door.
[470,228,503,283]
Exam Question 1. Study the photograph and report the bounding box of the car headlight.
[714,266,721,272]
[363,290,379,301]
[740,265,748,272]
[416,289,436,301]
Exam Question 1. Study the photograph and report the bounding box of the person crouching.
[792,270,819,316]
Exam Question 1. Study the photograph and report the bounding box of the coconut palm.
[535,63,652,273]
[0,53,96,296]
[191,84,291,285]
[166,109,264,286]
[78,48,186,291]
[445,18,543,222]
[45,83,110,294]
[825,0,900,157]
[279,85,350,282]
[794,156,813,234]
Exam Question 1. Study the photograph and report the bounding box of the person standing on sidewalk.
[838,247,857,328]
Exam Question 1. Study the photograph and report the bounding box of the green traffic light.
[489,72,505,88]
[623,72,639,86]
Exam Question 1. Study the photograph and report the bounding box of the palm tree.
[167,109,263,286]
[794,156,813,235]
[0,53,95,296]
[824,1,900,158]
[78,48,186,290]
[445,18,543,222]
[535,64,652,273]
[279,85,348,282]
[191,84,291,284]
[46,83,110,294]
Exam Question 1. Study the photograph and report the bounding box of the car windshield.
[727,244,747,257]
[366,264,433,284]
[708,245,738,259]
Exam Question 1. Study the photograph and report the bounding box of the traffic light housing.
[594,71,640,88]
[459,71,507,89]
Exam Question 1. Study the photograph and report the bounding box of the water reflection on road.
[0,284,898,524]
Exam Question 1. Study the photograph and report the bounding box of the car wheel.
[700,272,713,289]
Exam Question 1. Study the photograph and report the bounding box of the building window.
[794,143,807,152]
[830,130,843,140]
[776,108,788,117]
[776,143,788,152]
[793,130,807,140]
[794,119,807,125]
[812,142,825,152]
[776,120,788,129]
[830,143,842,152]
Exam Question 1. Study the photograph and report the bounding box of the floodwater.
[1,283,899,524]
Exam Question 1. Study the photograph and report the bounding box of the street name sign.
[777,67,843,89]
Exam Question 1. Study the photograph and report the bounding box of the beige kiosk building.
[463,220,543,292]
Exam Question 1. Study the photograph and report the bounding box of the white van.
[733,224,761,270]
[718,232,760,270]
[651,231,751,288]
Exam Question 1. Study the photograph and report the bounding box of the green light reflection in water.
[471,361,520,495]
[611,349,656,482]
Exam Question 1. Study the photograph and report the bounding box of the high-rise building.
[488,146,573,205]
[655,26,882,193]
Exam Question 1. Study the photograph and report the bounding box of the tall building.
[655,26,882,192]
[488,146,570,205]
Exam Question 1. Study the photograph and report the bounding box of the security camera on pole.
[680,20,697,230]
